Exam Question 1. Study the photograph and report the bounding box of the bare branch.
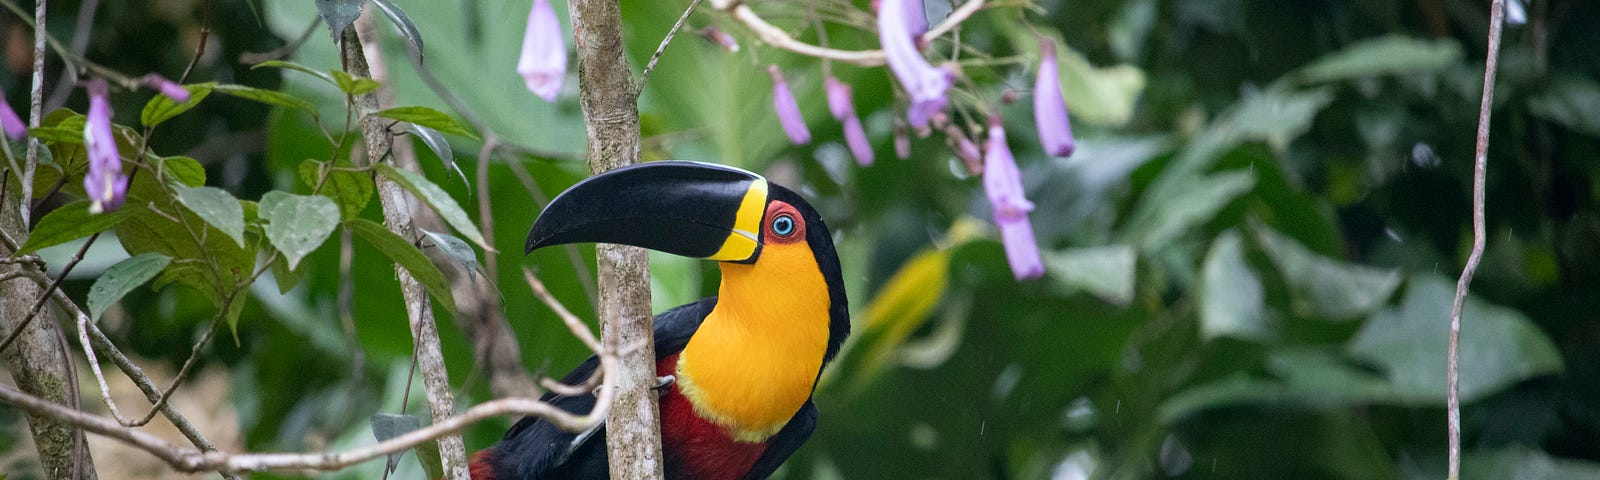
[720,0,986,67]
[1447,1,1506,479]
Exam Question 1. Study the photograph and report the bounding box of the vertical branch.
[0,0,99,477]
[566,1,665,478]
[1448,1,1505,479]
[337,25,470,480]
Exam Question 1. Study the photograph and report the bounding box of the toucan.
[470,161,849,480]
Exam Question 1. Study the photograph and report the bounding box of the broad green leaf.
[87,253,172,321]
[370,413,422,475]
[314,0,365,40]
[250,60,337,86]
[1042,245,1136,305]
[1347,275,1561,404]
[1255,226,1400,321]
[259,192,340,268]
[1527,74,1600,137]
[349,219,456,315]
[297,159,373,219]
[330,70,381,96]
[1291,36,1462,84]
[414,434,444,480]
[1122,171,1255,250]
[1463,447,1600,480]
[371,106,479,140]
[372,0,425,62]
[175,186,246,247]
[1198,231,1269,341]
[140,83,214,127]
[212,84,317,113]
[372,163,489,250]
[28,114,86,144]
[151,155,207,188]
[19,200,135,254]
[406,123,467,188]
[420,229,479,279]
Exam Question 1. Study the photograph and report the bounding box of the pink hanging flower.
[1033,40,1076,157]
[83,79,126,214]
[0,87,24,140]
[141,74,190,103]
[826,77,873,166]
[982,117,1043,280]
[878,0,950,133]
[768,66,811,145]
[517,0,567,102]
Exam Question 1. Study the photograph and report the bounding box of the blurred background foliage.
[2,0,1599,479]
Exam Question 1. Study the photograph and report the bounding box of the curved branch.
[722,0,986,67]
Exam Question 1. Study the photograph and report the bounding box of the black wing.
[478,298,717,480]
[741,400,818,480]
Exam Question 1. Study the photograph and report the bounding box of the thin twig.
[721,0,986,66]
[178,0,212,84]
[20,0,45,226]
[41,0,96,111]
[637,0,705,93]
[522,267,601,353]
[1447,2,1505,480]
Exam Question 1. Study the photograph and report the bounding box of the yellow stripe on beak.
[706,178,768,262]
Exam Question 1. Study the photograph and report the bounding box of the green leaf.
[175,186,246,247]
[371,106,479,140]
[297,159,374,220]
[372,163,489,250]
[259,192,340,269]
[141,83,214,128]
[421,229,479,279]
[1042,245,1136,305]
[1463,447,1600,480]
[1292,36,1462,84]
[212,84,317,113]
[406,123,467,188]
[1527,74,1600,138]
[1158,349,1395,424]
[19,201,135,254]
[372,0,425,62]
[1347,275,1562,404]
[250,60,338,86]
[1122,171,1255,250]
[87,253,172,321]
[414,437,444,480]
[28,114,86,144]
[1255,226,1400,321]
[330,70,381,96]
[1198,231,1270,341]
[370,413,422,475]
[349,219,456,315]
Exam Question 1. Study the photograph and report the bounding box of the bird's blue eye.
[772,215,795,236]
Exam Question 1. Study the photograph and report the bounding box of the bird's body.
[473,162,848,480]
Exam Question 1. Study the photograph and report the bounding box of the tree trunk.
[566,1,666,478]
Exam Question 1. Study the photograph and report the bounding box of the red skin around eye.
[763,201,805,245]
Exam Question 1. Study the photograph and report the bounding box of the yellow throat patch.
[676,238,832,443]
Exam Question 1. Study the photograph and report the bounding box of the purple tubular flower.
[893,118,911,159]
[1033,40,1076,157]
[0,89,24,140]
[142,74,190,103]
[878,0,950,132]
[826,77,873,166]
[517,0,567,102]
[700,26,740,53]
[982,117,1043,280]
[83,79,127,214]
[768,66,811,145]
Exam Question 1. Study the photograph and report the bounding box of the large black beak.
[525,161,769,262]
